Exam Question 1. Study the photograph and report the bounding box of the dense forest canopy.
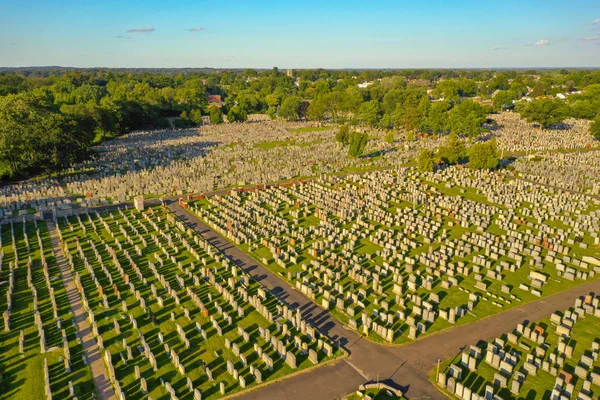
[1,67,599,181]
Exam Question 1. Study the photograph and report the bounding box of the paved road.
[167,201,600,400]
[46,220,116,400]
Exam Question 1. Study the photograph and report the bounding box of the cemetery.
[434,292,600,400]
[0,219,95,399]
[0,108,597,399]
[56,205,344,399]
[512,150,600,196]
[491,112,597,154]
[0,121,417,219]
[189,166,600,344]
[1,110,597,222]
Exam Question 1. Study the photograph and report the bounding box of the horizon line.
[2,65,600,71]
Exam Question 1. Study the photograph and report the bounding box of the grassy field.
[58,206,344,399]
[0,221,95,400]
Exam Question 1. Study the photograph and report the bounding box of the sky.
[0,0,599,69]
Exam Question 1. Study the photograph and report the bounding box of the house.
[207,94,222,104]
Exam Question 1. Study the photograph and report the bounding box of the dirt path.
[167,201,600,400]
[46,220,116,400]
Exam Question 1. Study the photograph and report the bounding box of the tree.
[417,149,435,172]
[385,131,394,144]
[307,98,325,121]
[358,100,381,126]
[438,132,466,165]
[449,100,487,138]
[427,101,450,134]
[348,132,368,157]
[209,106,223,124]
[279,96,302,121]
[0,93,94,179]
[468,139,499,170]
[227,106,247,123]
[336,125,350,145]
[189,109,203,125]
[591,115,600,140]
[570,101,597,120]
[492,90,517,111]
[519,98,567,129]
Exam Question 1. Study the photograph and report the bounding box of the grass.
[431,305,600,399]
[57,206,344,399]
[253,139,322,150]
[0,221,95,400]
[286,126,333,133]
[190,171,600,346]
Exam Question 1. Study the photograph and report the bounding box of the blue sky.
[0,0,599,68]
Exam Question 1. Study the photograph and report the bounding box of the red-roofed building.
[207,94,222,104]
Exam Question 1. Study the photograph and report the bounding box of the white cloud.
[534,39,549,46]
[186,26,205,32]
[127,27,155,33]
[582,35,600,41]
[592,18,600,25]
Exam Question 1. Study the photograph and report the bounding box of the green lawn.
[431,305,600,399]
[0,221,95,400]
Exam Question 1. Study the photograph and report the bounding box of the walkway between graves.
[46,220,116,400]
[168,201,600,400]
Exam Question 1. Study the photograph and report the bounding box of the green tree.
[427,101,450,134]
[279,96,302,121]
[417,149,435,172]
[385,131,394,144]
[358,100,381,126]
[519,98,567,129]
[591,115,600,140]
[570,101,597,120]
[0,93,94,179]
[189,109,203,125]
[492,90,517,111]
[307,98,325,121]
[227,106,247,123]
[209,106,223,124]
[468,139,499,170]
[348,132,368,157]
[438,132,466,165]
[449,100,487,138]
[336,125,350,145]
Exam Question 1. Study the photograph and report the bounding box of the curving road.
[167,201,600,400]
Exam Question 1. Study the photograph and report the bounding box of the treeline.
[1,67,600,180]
